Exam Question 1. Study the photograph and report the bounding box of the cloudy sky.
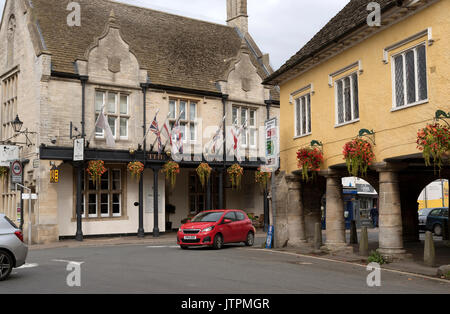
[0,0,350,70]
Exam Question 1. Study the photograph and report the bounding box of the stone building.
[264,0,449,257]
[0,0,279,243]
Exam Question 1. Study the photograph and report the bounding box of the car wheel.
[245,232,255,247]
[0,250,13,281]
[433,224,443,236]
[213,234,223,250]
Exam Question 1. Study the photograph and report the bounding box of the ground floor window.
[188,171,222,213]
[76,165,126,219]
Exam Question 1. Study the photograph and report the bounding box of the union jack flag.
[149,115,162,154]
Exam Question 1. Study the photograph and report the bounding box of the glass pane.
[112,170,121,190]
[120,118,127,137]
[307,94,311,133]
[190,102,197,121]
[95,114,103,135]
[337,80,344,124]
[169,100,176,119]
[190,123,196,141]
[417,45,427,101]
[301,97,306,134]
[405,50,416,104]
[107,93,117,114]
[394,55,404,107]
[344,77,352,122]
[120,95,128,115]
[101,171,109,190]
[250,110,256,126]
[88,178,96,191]
[232,107,238,125]
[179,101,186,120]
[180,123,187,141]
[352,74,359,119]
[250,129,256,146]
[241,108,247,125]
[108,116,116,137]
[101,194,109,216]
[88,194,97,216]
[95,91,104,112]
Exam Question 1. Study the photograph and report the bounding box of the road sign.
[22,194,38,200]
[10,160,23,189]
[266,225,274,249]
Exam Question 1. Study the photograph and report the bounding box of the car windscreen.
[3,216,18,229]
[191,212,224,223]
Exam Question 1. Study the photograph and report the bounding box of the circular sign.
[11,160,22,176]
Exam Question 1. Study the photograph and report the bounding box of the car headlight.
[178,228,183,233]
[202,226,214,233]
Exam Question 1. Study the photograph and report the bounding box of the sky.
[0,0,350,70]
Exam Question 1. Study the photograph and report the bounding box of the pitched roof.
[27,0,273,95]
[264,0,399,85]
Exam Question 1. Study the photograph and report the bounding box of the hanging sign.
[50,166,59,183]
[264,118,279,172]
[0,145,19,167]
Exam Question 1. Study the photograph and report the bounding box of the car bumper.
[177,232,214,246]
[13,243,28,268]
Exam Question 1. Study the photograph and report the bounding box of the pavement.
[28,228,450,281]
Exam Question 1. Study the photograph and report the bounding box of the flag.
[161,121,172,146]
[149,115,162,154]
[95,110,115,148]
[171,120,183,155]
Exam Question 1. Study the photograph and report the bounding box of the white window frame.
[390,42,428,111]
[294,94,312,138]
[334,72,359,127]
[95,90,130,140]
[168,99,198,144]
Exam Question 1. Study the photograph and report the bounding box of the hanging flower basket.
[0,167,8,179]
[196,163,212,189]
[296,147,324,181]
[343,138,375,177]
[227,164,244,190]
[162,161,180,189]
[417,123,450,170]
[128,161,145,182]
[87,160,107,187]
[255,167,272,191]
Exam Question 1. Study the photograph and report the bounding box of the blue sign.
[266,225,274,249]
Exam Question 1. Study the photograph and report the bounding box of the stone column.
[322,170,347,249]
[285,175,307,245]
[377,163,406,256]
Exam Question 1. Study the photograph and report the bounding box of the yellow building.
[264,0,450,256]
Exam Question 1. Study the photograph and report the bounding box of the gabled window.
[95,90,129,140]
[335,73,359,126]
[294,94,311,137]
[392,43,428,109]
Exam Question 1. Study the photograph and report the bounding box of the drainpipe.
[219,94,228,209]
[138,83,149,238]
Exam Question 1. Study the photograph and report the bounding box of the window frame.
[168,98,198,144]
[95,90,130,141]
[390,42,429,111]
[334,71,359,127]
[294,93,312,138]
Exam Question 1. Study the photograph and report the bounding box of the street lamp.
[12,115,24,133]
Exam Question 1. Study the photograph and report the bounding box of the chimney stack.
[227,0,248,34]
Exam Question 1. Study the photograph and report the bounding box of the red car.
[177,210,256,250]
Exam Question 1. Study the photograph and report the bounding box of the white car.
[0,214,28,281]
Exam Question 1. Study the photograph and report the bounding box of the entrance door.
[188,171,222,213]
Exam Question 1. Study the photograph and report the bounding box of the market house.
[0,0,279,243]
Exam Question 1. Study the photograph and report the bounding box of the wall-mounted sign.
[73,139,85,162]
[264,118,279,172]
[0,145,19,167]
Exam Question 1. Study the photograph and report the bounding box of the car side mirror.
[223,219,232,224]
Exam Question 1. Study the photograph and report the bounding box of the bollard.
[424,231,435,267]
[350,220,358,244]
[314,222,322,251]
[359,226,369,256]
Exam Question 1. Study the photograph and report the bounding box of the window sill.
[391,99,428,112]
[293,133,312,140]
[335,119,360,129]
